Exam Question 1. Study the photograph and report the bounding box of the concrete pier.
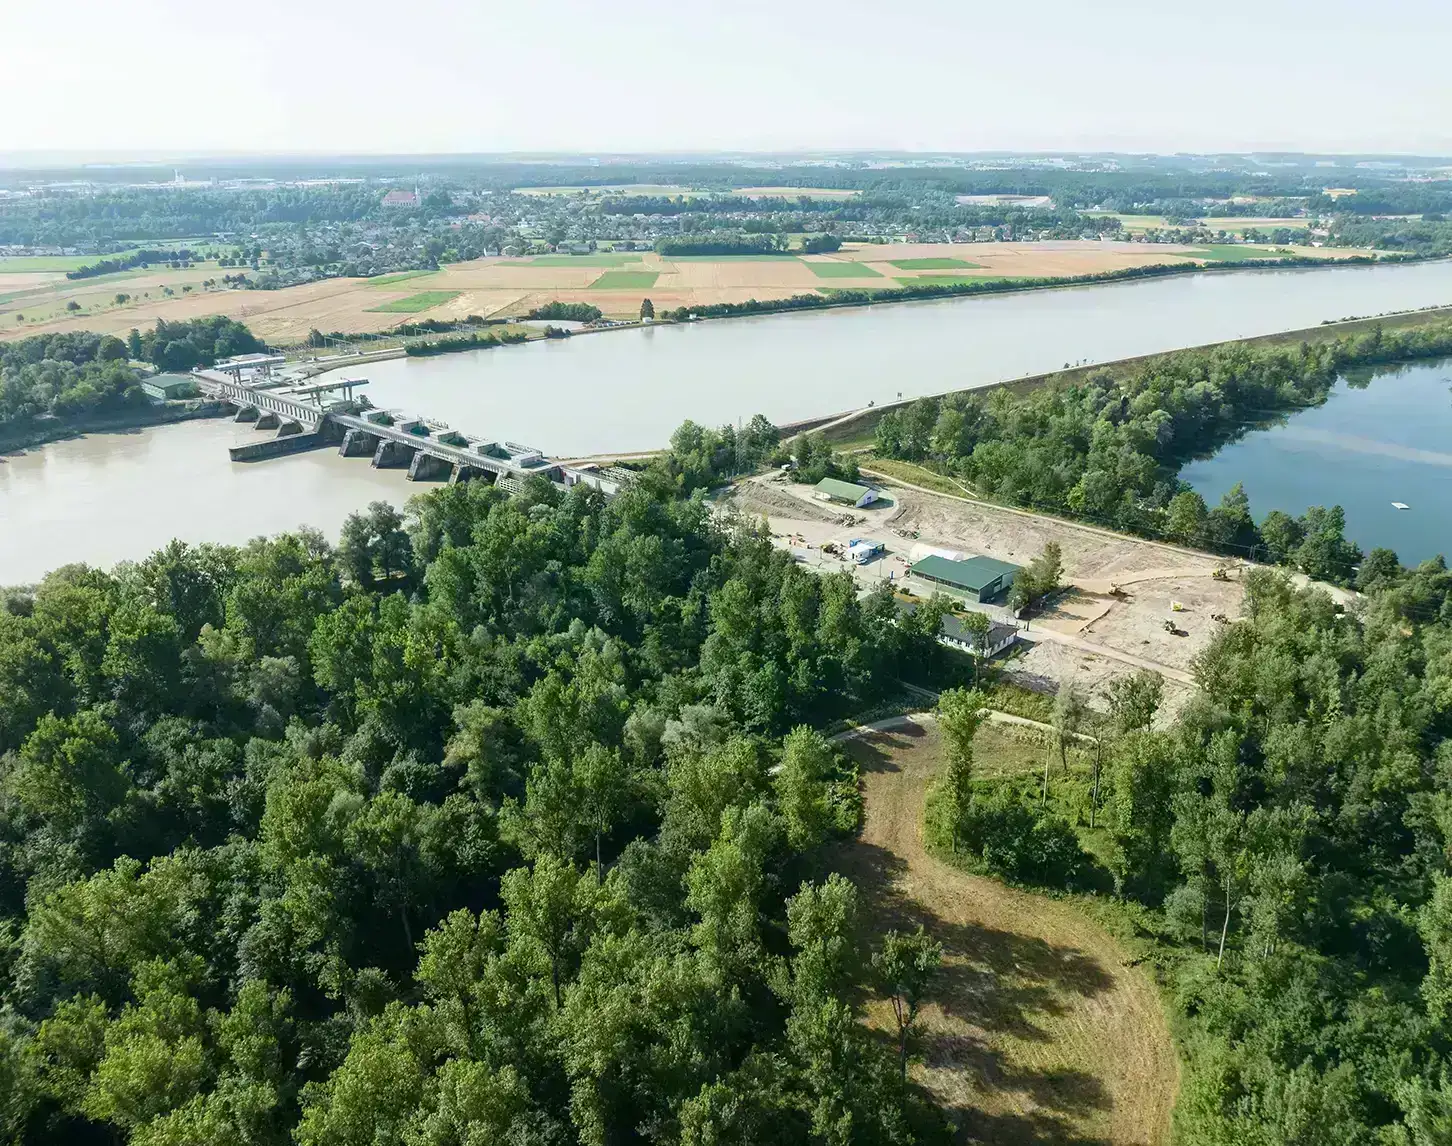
[372,439,415,469]
[407,451,453,481]
[339,428,380,457]
[230,432,327,461]
[256,411,280,430]
[234,404,259,423]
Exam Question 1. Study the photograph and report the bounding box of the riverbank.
[0,400,231,455]
[809,301,1452,448]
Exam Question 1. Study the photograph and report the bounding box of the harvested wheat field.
[830,716,1179,1145]
[0,240,1389,344]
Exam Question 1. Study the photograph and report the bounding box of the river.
[1182,357,1452,566]
[3,258,1452,583]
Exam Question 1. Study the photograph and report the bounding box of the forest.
[0,454,962,1145]
[926,558,1452,1144]
[0,318,263,439]
[868,320,1452,583]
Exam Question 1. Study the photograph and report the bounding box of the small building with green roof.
[814,477,878,508]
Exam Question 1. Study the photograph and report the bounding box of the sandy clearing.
[0,272,68,290]
[831,716,1178,1144]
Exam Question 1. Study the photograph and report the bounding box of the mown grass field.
[892,275,1021,287]
[830,717,1177,1145]
[890,257,984,270]
[526,254,645,267]
[590,270,660,289]
[0,254,135,273]
[365,291,461,313]
[1179,245,1297,262]
[364,270,439,287]
[806,261,884,279]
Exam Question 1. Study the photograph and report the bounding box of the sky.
[3,0,1449,158]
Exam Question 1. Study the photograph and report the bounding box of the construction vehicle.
[1212,567,1230,581]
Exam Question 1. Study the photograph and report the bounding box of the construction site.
[721,470,1263,716]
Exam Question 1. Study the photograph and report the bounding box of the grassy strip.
[589,270,659,289]
[806,261,884,279]
[525,254,644,267]
[856,455,972,496]
[364,270,438,287]
[365,291,461,314]
[889,257,984,270]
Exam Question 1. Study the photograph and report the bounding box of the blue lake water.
[1181,359,1452,565]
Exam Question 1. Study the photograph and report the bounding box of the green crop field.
[806,262,883,279]
[664,254,800,262]
[892,275,1018,287]
[364,270,438,287]
[365,291,461,313]
[0,253,138,273]
[1176,245,1297,262]
[524,254,645,267]
[889,257,985,271]
[589,270,660,289]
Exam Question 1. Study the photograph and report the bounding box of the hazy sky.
[4,0,1448,157]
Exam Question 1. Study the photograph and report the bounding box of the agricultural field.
[806,261,884,279]
[1175,244,1298,262]
[365,291,462,313]
[0,239,1387,345]
[364,270,438,287]
[1086,212,1311,234]
[889,257,985,270]
[589,270,659,288]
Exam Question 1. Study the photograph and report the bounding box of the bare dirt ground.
[830,716,1178,1145]
[726,473,1242,713]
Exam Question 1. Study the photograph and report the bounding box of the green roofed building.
[909,554,1021,603]
[814,477,878,507]
[140,373,198,401]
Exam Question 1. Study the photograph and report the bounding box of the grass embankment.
[829,716,1177,1145]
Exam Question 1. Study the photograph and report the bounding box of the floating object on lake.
[1392,502,1410,510]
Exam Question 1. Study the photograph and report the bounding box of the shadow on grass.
[835,836,1116,1140]
[838,720,928,774]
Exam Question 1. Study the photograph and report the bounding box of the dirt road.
[831,716,1178,1145]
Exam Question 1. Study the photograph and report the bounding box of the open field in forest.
[0,239,1389,344]
[829,715,1178,1144]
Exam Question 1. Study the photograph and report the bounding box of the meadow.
[364,290,462,313]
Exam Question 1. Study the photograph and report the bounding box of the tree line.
[869,321,1452,583]
[0,443,960,1144]
[926,558,1452,1144]
[0,318,265,440]
[66,250,200,281]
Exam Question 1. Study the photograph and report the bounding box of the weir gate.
[192,362,627,496]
